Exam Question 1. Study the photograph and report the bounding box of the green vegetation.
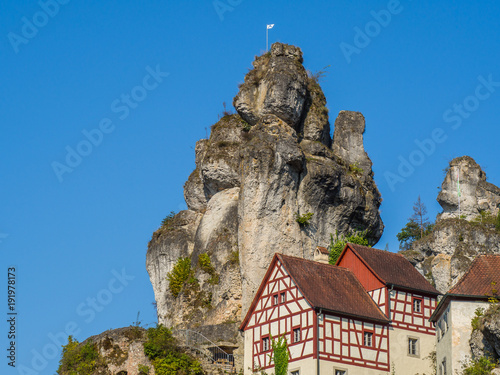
[348,162,363,177]
[138,364,150,375]
[471,307,485,330]
[144,325,203,375]
[228,250,239,265]
[161,211,177,229]
[328,230,369,264]
[496,211,500,231]
[461,356,498,375]
[472,210,497,226]
[57,336,102,375]
[397,196,434,250]
[198,253,219,285]
[270,335,288,375]
[295,212,314,226]
[166,257,193,297]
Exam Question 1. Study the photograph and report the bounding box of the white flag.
[267,24,274,29]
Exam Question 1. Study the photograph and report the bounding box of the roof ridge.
[349,242,405,258]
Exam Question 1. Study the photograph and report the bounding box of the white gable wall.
[436,300,490,375]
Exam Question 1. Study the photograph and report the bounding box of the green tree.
[166,257,192,297]
[270,335,288,375]
[144,325,203,375]
[57,336,101,375]
[328,230,369,264]
[397,196,434,250]
[462,356,498,375]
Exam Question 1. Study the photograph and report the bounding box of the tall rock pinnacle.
[146,43,384,365]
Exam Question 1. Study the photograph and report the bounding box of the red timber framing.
[243,257,315,370]
[336,243,439,337]
[240,254,392,372]
[389,289,436,334]
[319,313,389,371]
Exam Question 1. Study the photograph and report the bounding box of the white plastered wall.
[389,327,435,375]
[443,300,490,374]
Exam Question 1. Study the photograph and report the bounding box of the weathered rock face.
[402,156,500,293]
[146,42,384,370]
[470,305,500,360]
[438,156,500,221]
[81,327,154,375]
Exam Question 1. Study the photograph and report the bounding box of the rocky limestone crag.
[78,327,154,375]
[470,304,500,361]
[402,156,500,293]
[146,42,384,368]
[438,156,500,222]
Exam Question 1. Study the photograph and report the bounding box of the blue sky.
[2,1,500,374]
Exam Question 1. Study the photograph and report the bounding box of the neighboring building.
[240,243,440,375]
[430,255,500,375]
[336,244,440,375]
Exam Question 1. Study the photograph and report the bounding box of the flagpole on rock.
[266,26,268,51]
[457,167,461,217]
[266,24,274,51]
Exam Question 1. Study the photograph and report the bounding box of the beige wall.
[389,327,435,375]
[436,300,490,374]
[319,360,390,375]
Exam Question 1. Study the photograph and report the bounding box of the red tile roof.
[430,255,500,322]
[277,254,389,323]
[448,255,500,296]
[343,243,440,295]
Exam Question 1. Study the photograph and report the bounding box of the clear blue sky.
[2,1,500,374]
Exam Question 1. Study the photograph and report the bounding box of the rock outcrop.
[438,156,500,222]
[146,42,384,369]
[470,304,500,360]
[402,156,500,293]
[79,327,154,375]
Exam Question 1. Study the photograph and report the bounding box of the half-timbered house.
[336,243,440,374]
[240,243,440,375]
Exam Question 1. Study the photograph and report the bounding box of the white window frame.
[293,327,301,343]
[413,298,422,313]
[281,292,286,303]
[363,331,373,347]
[262,336,270,352]
[407,336,419,357]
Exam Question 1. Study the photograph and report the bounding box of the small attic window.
[413,298,422,313]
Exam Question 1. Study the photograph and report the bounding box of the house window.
[363,331,373,347]
[443,312,448,332]
[408,337,419,356]
[413,298,422,313]
[293,327,301,343]
[262,337,270,352]
[281,292,286,303]
[291,371,300,375]
[273,294,279,306]
[335,370,347,375]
